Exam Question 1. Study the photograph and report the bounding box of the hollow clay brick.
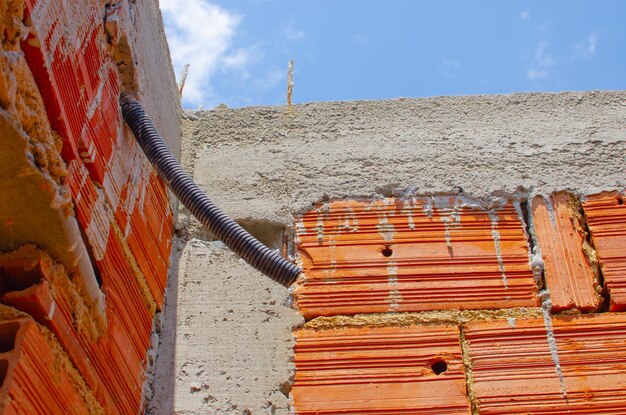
[531,193,601,311]
[0,316,102,414]
[22,0,109,169]
[66,157,169,310]
[294,197,538,319]
[0,245,152,414]
[465,313,626,414]
[3,1,173,412]
[22,0,173,310]
[292,324,471,415]
[0,68,105,328]
[582,191,626,311]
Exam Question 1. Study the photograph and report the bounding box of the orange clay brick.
[294,197,538,319]
[23,0,173,310]
[465,313,626,414]
[22,0,112,170]
[67,144,172,310]
[582,191,626,311]
[531,193,601,312]
[292,324,471,415]
[0,244,152,414]
[0,316,102,414]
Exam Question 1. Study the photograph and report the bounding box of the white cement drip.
[539,290,568,401]
[489,211,509,293]
[376,213,395,241]
[387,261,401,311]
[339,207,358,232]
[407,210,415,230]
[406,197,417,230]
[315,212,324,242]
[440,196,463,253]
[423,196,434,219]
[525,194,546,287]
[295,218,306,235]
[514,200,534,266]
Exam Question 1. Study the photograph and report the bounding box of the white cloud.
[222,48,255,69]
[353,32,368,46]
[527,69,547,81]
[160,0,251,107]
[520,11,530,20]
[527,40,556,81]
[439,59,460,80]
[284,22,305,41]
[252,66,284,92]
[574,32,598,59]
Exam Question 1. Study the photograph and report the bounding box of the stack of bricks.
[290,193,626,414]
[1,0,176,413]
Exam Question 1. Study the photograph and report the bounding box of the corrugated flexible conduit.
[119,92,301,287]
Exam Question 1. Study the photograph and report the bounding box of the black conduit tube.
[119,92,301,287]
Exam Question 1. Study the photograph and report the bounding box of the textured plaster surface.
[123,0,182,161]
[150,240,302,415]
[153,90,626,413]
[181,91,626,227]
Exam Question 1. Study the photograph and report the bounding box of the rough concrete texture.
[150,240,303,415]
[152,90,626,414]
[117,0,182,160]
[181,91,626,227]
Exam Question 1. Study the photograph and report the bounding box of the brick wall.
[0,0,180,413]
[291,193,626,414]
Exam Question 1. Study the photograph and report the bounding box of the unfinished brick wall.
[290,193,626,414]
[0,0,180,413]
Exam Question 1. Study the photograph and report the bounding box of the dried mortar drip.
[524,193,547,289]
[538,289,568,402]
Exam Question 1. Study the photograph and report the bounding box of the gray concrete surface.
[152,90,626,414]
[123,0,182,160]
[149,240,302,415]
[182,91,626,227]
[114,1,182,259]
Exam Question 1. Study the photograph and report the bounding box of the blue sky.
[160,1,626,109]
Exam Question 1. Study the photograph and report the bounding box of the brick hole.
[0,360,7,387]
[0,267,42,296]
[431,359,447,375]
[0,322,19,353]
[381,245,393,257]
[617,194,624,205]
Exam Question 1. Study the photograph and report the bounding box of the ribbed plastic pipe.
[119,92,301,287]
